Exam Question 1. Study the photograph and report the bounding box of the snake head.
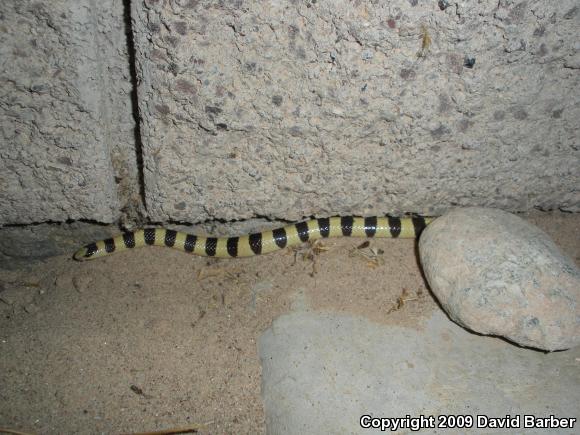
[73,243,99,261]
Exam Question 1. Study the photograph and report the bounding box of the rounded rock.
[419,207,580,351]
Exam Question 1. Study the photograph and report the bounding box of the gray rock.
[259,310,580,435]
[419,207,580,351]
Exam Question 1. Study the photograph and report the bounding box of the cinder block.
[131,0,580,223]
[0,1,136,225]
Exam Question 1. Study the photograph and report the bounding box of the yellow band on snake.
[74,216,433,261]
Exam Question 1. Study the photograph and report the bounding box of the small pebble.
[438,0,450,11]
[23,302,40,314]
[463,57,476,68]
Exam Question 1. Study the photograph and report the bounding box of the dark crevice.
[3,209,566,231]
[148,214,294,228]
[122,0,147,224]
[0,219,111,229]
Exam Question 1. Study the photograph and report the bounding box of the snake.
[74,216,432,261]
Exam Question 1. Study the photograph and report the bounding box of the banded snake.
[74,216,432,261]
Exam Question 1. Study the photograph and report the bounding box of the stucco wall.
[0,0,136,225]
[131,0,579,224]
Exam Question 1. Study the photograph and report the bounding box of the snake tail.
[74,216,433,261]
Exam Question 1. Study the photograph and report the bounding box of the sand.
[0,211,578,434]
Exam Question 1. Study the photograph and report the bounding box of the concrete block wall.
[0,0,579,255]
[0,0,137,225]
[132,0,580,224]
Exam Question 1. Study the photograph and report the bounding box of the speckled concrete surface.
[0,1,136,225]
[132,0,580,223]
[259,309,580,435]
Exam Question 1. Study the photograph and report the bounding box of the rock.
[419,207,580,351]
[259,310,580,434]
[23,302,40,315]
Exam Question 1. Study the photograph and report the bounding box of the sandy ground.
[0,211,578,434]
